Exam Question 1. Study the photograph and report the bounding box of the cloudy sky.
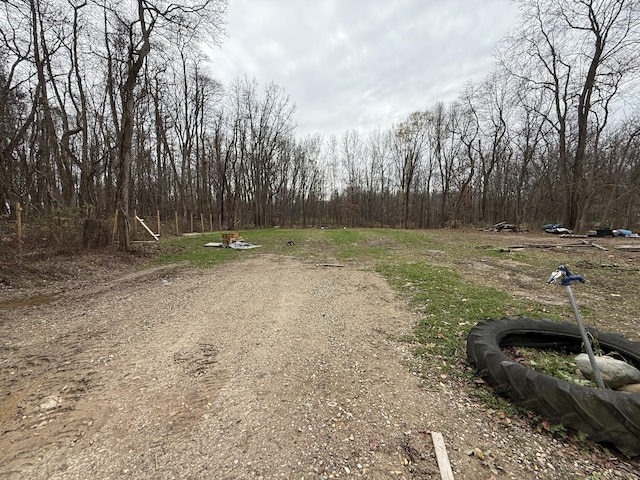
[207,1,520,139]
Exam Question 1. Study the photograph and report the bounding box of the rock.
[39,396,60,411]
[575,354,640,389]
[617,383,640,393]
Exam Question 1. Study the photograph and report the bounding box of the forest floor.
[1,231,640,479]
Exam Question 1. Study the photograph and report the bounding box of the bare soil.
[1,244,639,479]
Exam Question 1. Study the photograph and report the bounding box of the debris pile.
[203,232,261,249]
[483,221,523,232]
[543,223,572,235]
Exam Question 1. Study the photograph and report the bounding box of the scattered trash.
[588,227,638,238]
[203,239,261,249]
[483,221,522,232]
[543,223,572,235]
[592,228,613,237]
[222,232,242,246]
[228,241,260,250]
[203,232,261,249]
[613,229,637,238]
[286,240,295,246]
[162,279,171,286]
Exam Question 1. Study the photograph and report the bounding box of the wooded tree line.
[2,0,640,251]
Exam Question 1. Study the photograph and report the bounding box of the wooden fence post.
[112,209,118,243]
[209,213,213,232]
[132,208,137,239]
[190,213,193,233]
[157,210,161,237]
[175,211,179,236]
[16,201,23,256]
[200,213,204,233]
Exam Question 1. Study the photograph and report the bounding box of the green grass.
[154,233,246,267]
[506,346,597,387]
[376,261,531,363]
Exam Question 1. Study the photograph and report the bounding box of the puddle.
[0,295,59,310]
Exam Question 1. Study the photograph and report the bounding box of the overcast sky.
[207,1,520,139]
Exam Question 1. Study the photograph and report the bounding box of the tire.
[466,317,640,457]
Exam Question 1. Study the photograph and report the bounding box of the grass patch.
[377,262,529,364]
[154,233,251,267]
[504,346,596,387]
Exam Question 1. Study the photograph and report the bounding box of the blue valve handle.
[561,274,586,286]
[556,266,586,286]
[558,265,572,276]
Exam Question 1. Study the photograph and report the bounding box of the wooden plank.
[509,243,594,249]
[136,215,160,241]
[431,432,455,480]
[617,245,640,252]
[508,244,556,249]
[591,242,608,251]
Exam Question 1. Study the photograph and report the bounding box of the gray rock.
[575,354,640,389]
[617,383,640,393]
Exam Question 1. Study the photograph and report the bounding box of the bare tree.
[101,0,226,250]
[366,128,393,227]
[504,0,640,230]
[391,112,429,228]
[0,0,37,211]
[340,130,364,227]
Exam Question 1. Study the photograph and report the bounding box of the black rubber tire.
[466,317,640,457]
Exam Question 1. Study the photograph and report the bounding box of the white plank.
[431,431,455,480]
[136,215,159,241]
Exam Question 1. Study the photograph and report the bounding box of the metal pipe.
[565,284,606,389]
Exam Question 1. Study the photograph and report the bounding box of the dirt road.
[1,254,638,479]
